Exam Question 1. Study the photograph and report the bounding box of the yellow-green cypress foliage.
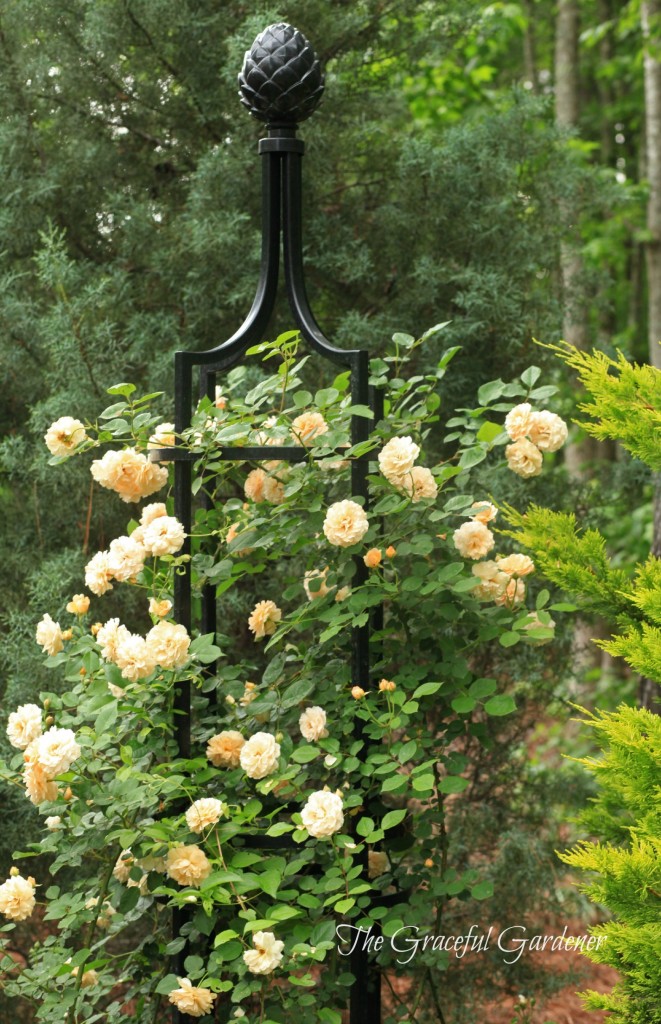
[558,705,661,1023]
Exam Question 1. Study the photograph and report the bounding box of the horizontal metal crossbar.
[150,445,356,463]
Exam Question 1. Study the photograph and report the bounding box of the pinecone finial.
[238,23,325,126]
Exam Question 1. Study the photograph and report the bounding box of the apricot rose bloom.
[240,732,281,779]
[470,501,498,524]
[452,521,495,560]
[107,535,146,582]
[301,790,344,838]
[35,613,63,656]
[299,706,328,742]
[142,515,185,556]
[31,727,81,778]
[185,798,225,834]
[114,633,156,682]
[527,410,568,452]
[0,874,36,921]
[248,600,282,639]
[66,594,90,616]
[243,931,285,975]
[505,438,543,478]
[322,499,369,547]
[44,416,87,457]
[398,465,438,502]
[206,730,245,768]
[291,410,328,445]
[91,448,168,503]
[24,762,58,805]
[244,467,267,502]
[166,845,212,887]
[6,704,42,750]
[496,553,535,577]
[146,620,191,669]
[168,978,217,1018]
[504,402,533,441]
[84,551,114,596]
[378,436,420,483]
[140,502,168,526]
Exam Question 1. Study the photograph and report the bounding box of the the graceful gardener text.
[336,924,607,966]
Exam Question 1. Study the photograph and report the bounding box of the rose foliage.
[0,329,567,1023]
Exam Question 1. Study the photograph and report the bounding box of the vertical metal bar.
[171,351,193,1024]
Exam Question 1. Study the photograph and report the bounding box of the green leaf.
[413,681,443,698]
[107,382,136,397]
[451,696,476,714]
[397,739,418,762]
[381,809,407,830]
[438,776,469,794]
[412,773,435,792]
[471,880,494,900]
[458,446,486,469]
[484,695,516,717]
[95,701,118,736]
[291,745,319,764]
[476,421,504,443]
[334,897,356,914]
[258,870,281,898]
[155,974,180,995]
[521,365,542,388]
[499,631,521,648]
[381,774,408,794]
[477,379,506,405]
[356,817,375,837]
[536,588,550,610]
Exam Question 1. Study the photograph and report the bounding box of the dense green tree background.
[0,1,657,1020]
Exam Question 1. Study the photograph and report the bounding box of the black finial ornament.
[238,22,324,126]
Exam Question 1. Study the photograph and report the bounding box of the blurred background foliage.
[0,0,657,1019]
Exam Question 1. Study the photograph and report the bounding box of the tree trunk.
[522,0,538,93]
[640,0,661,711]
[643,0,661,371]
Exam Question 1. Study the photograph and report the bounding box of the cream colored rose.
[206,730,245,768]
[185,797,225,834]
[496,553,535,577]
[299,706,328,742]
[323,500,369,547]
[399,466,438,502]
[166,845,212,887]
[505,438,543,478]
[66,594,90,616]
[453,521,495,560]
[368,851,391,879]
[248,600,282,640]
[35,613,63,656]
[243,931,285,975]
[244,468,267,502]
[504,403,533,441]
[85,551,114,596]
[378,436,420,483]
[114,633,157,682]
[97,618,130,662]
[494,578,526,608]
[23,762,58,805]
[107,535,146,582]
[239,682,257,707]
[145,620,190,670]
[262,463,287,505]
[300,790,344,838]
[148,422,176,458]
[44,416,87,457]
[71,966,98,988]
[470,501,498,524]
[140,502,168,527]
[303,568,331,600]
[142,515,185,556]
[149,597,173,618]
[7,704,42,750]
[335,586,351,602]
[0,874,36,921]
[33,727,81,777]
[45,815,61,830]
[291,411,328,445]
[91,448,168,503]
[527,410,568,452]
[113,850,135,883]
[107,682,126,699]
[240,732,281,779]
[169,978,217,1017]
[471,562,509,601]
[85,896,116,928]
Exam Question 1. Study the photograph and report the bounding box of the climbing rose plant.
[0,329,566,1023]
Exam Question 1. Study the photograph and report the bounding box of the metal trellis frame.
[155,23,394,1024]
